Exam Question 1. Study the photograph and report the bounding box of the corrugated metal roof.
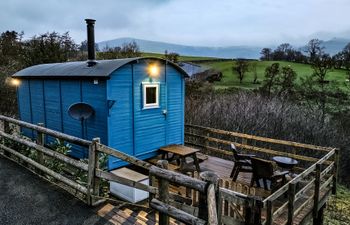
[13,57,188,78]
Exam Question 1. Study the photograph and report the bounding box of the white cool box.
[109,167,149,203]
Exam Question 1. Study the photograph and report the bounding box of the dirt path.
[0,155,111,225]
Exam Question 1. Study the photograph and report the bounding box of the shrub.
[185,91,350,185]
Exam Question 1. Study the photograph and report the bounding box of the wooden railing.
[0,115,338,225]
[0,115,221,225]
[185,124,338,225]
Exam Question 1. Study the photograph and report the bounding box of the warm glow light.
[11,78,21,86]
[148,64,160,77]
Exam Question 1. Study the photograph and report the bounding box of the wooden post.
[92,138,101,204]
[205,131,210,153]
[3,120,10,134]
[3,120,10,156]
[199,171,220,221]
[314,203,325,225]
[87,138,99,205]
[265,200,273,225]
[157,160,170,225]
[207,184,218,225]
[332,149,339,195]
[313,163,321,225]
[287,182,296,225]
[244,196,262,225]
[36,123,45,165]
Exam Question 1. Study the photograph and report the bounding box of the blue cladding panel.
[43,80,62,145]
[107,60,185,170]
[60,80,108,158]
[166,65,184,145]
[29,80,45,134]
[18,79,108,159]
[60,80,85,158]
[107,65,134,168]
[81,80,108,144]
[133,62,166,156]
[18,80,32,138]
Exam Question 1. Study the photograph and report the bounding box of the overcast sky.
[1,0,349,47]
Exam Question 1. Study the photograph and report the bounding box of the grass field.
[141,52,348,90]
[198,60,349,89]
[325,185,350,225]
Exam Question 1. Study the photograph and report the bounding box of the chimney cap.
[85,19,96,24]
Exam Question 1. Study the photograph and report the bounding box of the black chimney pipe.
[85,19,96,67]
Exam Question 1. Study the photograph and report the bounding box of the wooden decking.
[97,203,185,225]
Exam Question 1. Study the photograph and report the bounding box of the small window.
[143,83,159,109]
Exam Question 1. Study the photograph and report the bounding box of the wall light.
[147,64,160,77]
[11,78,21,86]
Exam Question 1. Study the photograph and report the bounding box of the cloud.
[0,0,349,46]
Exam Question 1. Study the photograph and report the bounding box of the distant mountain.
[97,37,262,59]
[97,37,350,59]
[300,38,350,55]
[321,38,350,55]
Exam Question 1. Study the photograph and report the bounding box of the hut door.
[133,68,166,157]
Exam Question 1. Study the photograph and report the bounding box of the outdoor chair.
[230,143,255,184]
[251,157,288,192]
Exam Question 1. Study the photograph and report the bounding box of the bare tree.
[311,53,333,85]
[260,48,272,60]
[233,59,249,84]
[306,39,324,63]
[251,62,258,84]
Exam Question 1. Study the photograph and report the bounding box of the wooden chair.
[251,157,288,192]
[230,143,255,184]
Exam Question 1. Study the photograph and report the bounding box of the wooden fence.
[0,115,338,225]
[185,124,338,225]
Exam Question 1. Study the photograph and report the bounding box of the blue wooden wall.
[107,59,184,169]
[18,79,108,158]
[17,59,184,169]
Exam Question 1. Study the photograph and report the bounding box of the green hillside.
[141,52,348,90]
[198,60,348,89]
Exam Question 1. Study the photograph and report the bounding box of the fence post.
[87,138,99,205]
[244,196,263,225]
[313,163,321,225]
[157,160,169,225]
[36,123,45,165]
[3,120,10,156]
[3,120,10,134]
[205,131,210,153]
[287,182,296,225]
[92,138,101,205]
[265,200,273,225]
[199,171,220,222]
[332,149,339,195]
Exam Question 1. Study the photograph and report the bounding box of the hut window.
[143,83,159,109]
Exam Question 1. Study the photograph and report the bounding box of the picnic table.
[159,145,201,173]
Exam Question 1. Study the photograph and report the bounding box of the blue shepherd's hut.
[12,19,188,169]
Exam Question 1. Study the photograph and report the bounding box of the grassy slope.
[198,60,348,89]
[325,185,350,225]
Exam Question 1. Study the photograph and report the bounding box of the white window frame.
[142,82,160,109]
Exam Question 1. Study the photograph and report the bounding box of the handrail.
[149,165,207,193]
[186,124,333,152]
[186,132,321,163]
[0,115,91,146]
[97,143,153,170]
[0,130,89,171]
[263,148,335,204]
